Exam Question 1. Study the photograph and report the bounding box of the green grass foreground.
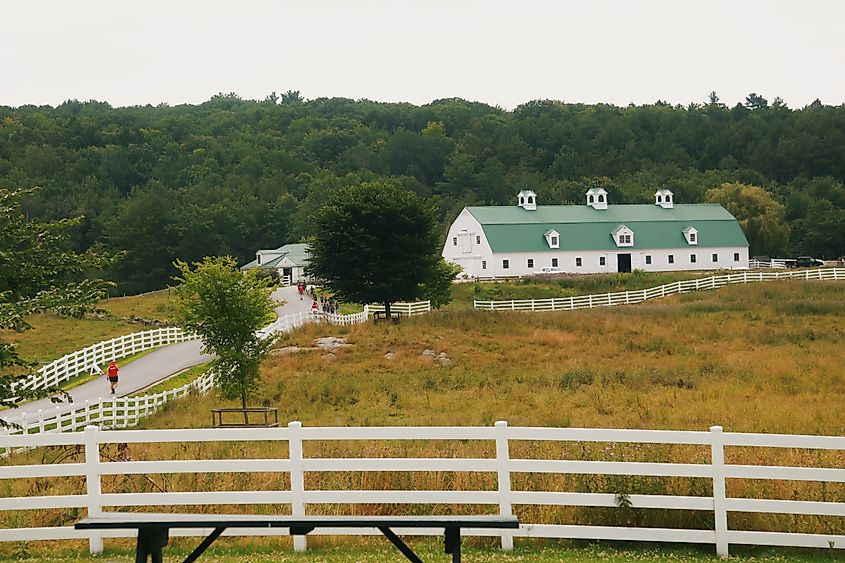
[2,541,842,562]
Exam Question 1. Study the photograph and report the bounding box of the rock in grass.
[420,349,436,358]
[314,337,353,351]
[270,346,302,356]
[384,352,396,360]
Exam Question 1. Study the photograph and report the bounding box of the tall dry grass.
[2,280,844,541]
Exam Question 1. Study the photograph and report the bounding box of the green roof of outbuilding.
[240,243,311,270]
[466,204,748,252]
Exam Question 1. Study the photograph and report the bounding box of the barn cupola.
[517,190,537,211]
[655,189,674,209]
[586,187,608,210]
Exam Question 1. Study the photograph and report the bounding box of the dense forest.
[1,91,844,293]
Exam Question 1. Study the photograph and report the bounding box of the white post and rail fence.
[0,423,842,557]
[474,267,845,312]
[4,302,432,437]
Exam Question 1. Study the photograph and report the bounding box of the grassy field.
[1,541,841,562]
[3,277,844,560]
[0,292,177,363]
[449,270,709,305]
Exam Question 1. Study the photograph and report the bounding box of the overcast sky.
[2,0,844,110]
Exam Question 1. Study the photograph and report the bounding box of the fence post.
[710,426,729,557]
[84,425,103,554]
[494,421,514,551]
[288,421,307,552]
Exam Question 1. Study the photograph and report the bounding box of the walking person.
[297,282,304,300]
[106,360,119,394]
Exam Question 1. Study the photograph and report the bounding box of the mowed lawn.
[0,291,176,363]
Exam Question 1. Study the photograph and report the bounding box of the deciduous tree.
[704,182,790,256]
[0,188,113,417]
[306,182,455,318]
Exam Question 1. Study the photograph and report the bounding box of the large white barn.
[442,190,749,278]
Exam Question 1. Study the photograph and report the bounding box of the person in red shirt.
[106,360,119,394]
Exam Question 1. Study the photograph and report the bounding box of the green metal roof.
[241,243,311,270]
[466,204,748,252]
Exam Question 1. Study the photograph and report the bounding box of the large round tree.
[306,182,455,318]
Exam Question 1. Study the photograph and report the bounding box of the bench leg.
[182,527,225,563]
[377,527,424,563]
[445,527,461,563]
[136,528,168,563]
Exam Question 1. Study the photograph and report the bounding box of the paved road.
[3,285,310,423]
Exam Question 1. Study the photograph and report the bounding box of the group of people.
[312,297,340,316]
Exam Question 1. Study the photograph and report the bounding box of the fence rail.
[13,327,192,396]
[4,307,383,437]
[368,300,431,316]
[0,423,842,557]
[474,268,845,312]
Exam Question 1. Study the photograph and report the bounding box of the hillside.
[2,97,845,293]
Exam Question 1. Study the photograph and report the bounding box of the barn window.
[645,255,652,265]
[690,232,697,243]
[476,235,481,244]
[691,254,697,263]
[576,257,582,267]
[453,237,457,246]
[552,258,558,267]
[712,253,718,263]
[551,236,558,246]
[668,254,674,264]
[734,252,740,262]
[502,259,509,269]
[527,259,534,268]
[599,257,606,266]
[482,260,487,270]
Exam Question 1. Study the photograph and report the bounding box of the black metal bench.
[76,512,519,563]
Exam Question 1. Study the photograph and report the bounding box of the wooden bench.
[76,512,519,563]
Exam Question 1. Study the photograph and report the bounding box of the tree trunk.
[242,391,249,426]
[384,301,391,323]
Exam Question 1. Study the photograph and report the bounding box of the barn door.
[617,254,631,273]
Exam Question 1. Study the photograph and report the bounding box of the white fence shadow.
[474,268,845,312]
[0,422,842,557]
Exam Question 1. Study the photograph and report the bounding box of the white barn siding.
[442,209,491,278]
[447,247,749,278]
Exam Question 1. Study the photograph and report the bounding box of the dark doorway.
[617,254,631,273]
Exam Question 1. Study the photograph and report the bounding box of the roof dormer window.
[586,188,608,210]
[612,224,634,247]
[517,190,537,210]
[655,189,674,209]
[683,227,698,245]
[544,229,560,249]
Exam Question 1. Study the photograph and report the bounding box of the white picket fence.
[0,423,842,557]
[13,327,192,396]
[748,258,793,269]
[474,268,845,312]
[368,300,431,316]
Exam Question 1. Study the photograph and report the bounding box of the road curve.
[3,285,310,423]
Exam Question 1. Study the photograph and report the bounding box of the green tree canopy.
[305,182,455,317]
[1,188,113,415]
[704,182,790,257]
[172,256,276,414]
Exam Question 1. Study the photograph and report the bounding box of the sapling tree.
[172,256,276,418]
